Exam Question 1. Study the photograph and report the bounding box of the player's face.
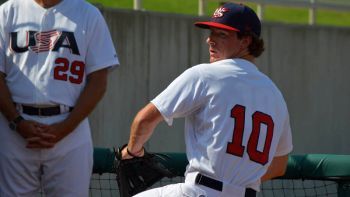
[206,27,248,63]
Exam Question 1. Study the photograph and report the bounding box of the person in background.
[0,0,119,196]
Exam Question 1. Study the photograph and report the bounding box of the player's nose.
[206,37,215,46]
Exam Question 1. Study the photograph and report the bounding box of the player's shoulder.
[195,59,245,70]
[1,0,17,6]
[70,0,101,13]
[190,62,211,71]
[81,0,101,12]
[183,63,212,79]
[0,0,17,11]
[1,0,34,8]
[78,0,106,22]
[0,0,20,21]
[190,59,243,78]
[63,0,105,25]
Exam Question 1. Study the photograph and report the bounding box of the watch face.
[9,116,24,131]
[9,122,16,131]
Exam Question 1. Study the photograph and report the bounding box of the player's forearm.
[62,68,108,132]
[0,72,20,121]
[128,122,153,155]
[128,119,155,154]
[128,103,163,154]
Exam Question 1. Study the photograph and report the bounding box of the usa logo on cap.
[213,7,229,18]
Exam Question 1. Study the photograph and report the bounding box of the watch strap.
[9,115,24,131]
[12,115,24,124]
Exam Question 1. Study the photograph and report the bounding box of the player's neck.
[235,50,256,64]
[240,54,255,64]
[34,0,62,8]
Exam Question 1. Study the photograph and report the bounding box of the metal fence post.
[134,0,142,10]
[257,0,265,21]
[309,0,316,25]
[199,0,207,16]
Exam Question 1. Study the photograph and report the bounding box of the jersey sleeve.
[275,112,293,156]
[151,66,205,126]
[85,8,119,75]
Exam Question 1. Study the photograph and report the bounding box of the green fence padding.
[93,147,350,182]
[93,147,115,174]
[283,154,350,181]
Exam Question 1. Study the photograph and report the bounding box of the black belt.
[20,105,73,116]
[195,173,256,197]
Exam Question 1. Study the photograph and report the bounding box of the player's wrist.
[8,115,25,131]
[126,146,144,157]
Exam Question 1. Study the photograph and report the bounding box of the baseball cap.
[195,3,261,37]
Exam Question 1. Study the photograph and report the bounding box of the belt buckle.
[196,174,203,184]
[38,108,43,117]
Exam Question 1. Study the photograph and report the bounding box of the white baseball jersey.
[152,59,293,193]
[0,0,119,107]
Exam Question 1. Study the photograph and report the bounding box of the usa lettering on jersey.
[10,30,80,55]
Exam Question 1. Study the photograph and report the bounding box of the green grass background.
[87,0,350,27]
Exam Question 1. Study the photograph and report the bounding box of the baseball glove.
[114,144,176,197]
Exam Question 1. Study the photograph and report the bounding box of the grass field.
[87,0,350,27]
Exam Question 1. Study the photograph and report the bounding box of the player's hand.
[25,123,55,149]
[25,133,57,149]
[16,120,47,139]
[26,121,74,149]
[121,147,133,160]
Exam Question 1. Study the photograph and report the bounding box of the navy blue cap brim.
[195,21,240,32]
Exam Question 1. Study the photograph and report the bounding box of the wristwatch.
[9,115,24,131]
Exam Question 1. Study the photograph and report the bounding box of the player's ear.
[240,35,252,49]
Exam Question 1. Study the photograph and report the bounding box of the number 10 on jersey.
[226,104,274,165]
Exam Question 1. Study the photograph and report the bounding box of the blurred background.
[86,0,350,27]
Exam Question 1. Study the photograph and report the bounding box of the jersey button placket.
[35,11,49,105]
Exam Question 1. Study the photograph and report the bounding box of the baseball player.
[121,2,293,197]
[0,0,119,196]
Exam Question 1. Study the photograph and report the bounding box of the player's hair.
[237,31,265,58]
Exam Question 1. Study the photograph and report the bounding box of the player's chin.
[209,56,222,63]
